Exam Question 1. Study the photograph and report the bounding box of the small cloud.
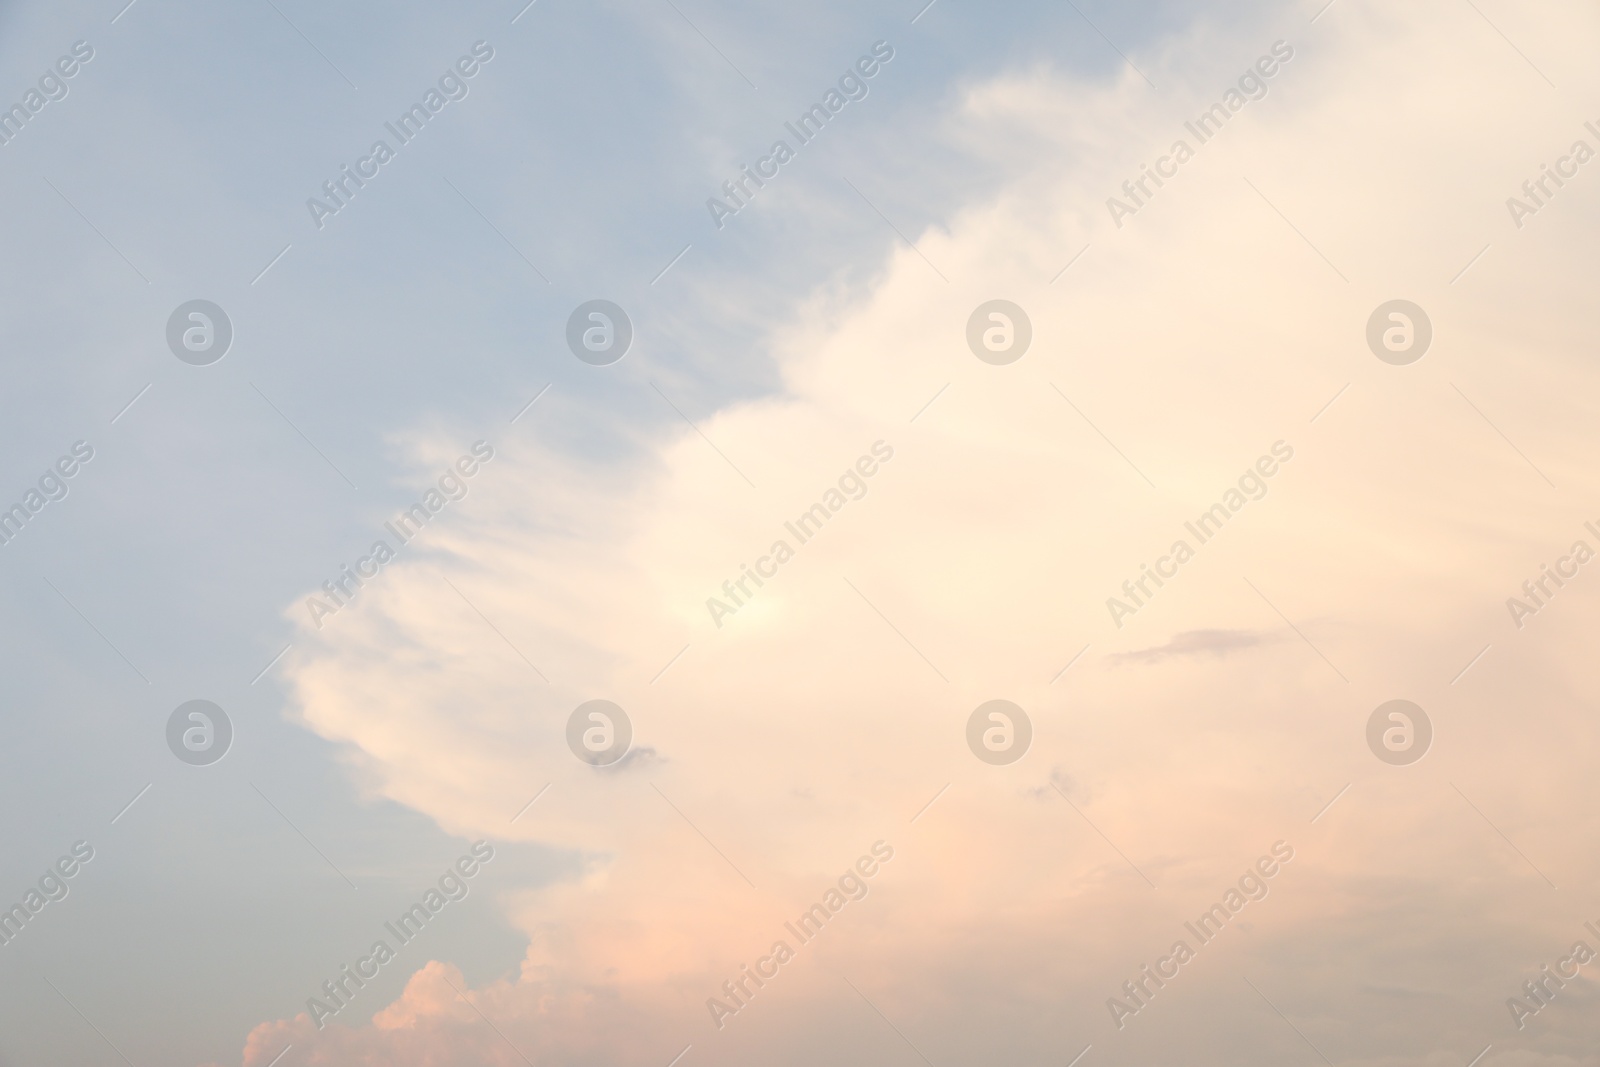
[597,746,661,774]
[1108,629,1263,665]
[1025,766,1081,803]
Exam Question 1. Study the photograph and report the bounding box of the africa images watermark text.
[1106,441,1294,628]
[706,41,895,230]
[706,441,894,628]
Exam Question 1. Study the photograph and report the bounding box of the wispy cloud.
[1107,629,1265,665]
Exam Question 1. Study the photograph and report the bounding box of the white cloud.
[249,3,1600,1062]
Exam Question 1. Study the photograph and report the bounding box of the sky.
[2,0,1600,1065]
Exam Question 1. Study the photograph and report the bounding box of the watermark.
[966,300,1031,365]
[1507,923,1600,1030]
[966,700,1031,765]
[1107,840,1294,1029]
[706,41,895,230]
[0,40,94,149]
[566,700,633,766]
[1365,700,1430,765]
[1365,300,1431,365]
[305,441,496,629]
[706,441,894,628]
[306,42,496,230]
[1106,41,1295,228]
[0,841,95,948]
[1506,123,1600,229]
[306,841,495,1028]
[1505,525,1597,629]
[0,440,94,548]
[1106,441,1294,627]
[166,300,233,365]
[166,700,233,766]
[706,840,895,1029]
[566,300,632,365]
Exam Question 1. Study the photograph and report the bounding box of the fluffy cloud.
[243,2,1600,1064]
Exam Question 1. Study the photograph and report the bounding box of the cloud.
[1108,629,1265,664]
[238,2,1600,1064]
